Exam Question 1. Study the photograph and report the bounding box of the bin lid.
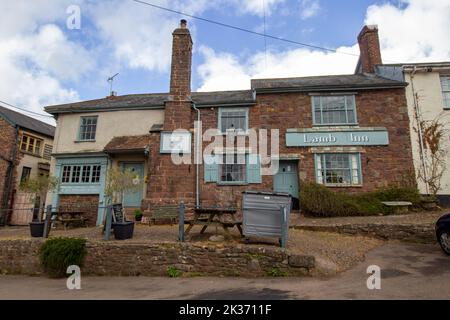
[242,190,291,197]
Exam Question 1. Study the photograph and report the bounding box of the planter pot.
[135,216,143,222]
[113,221,135,240]
[421,196,439,211]
[29,221,45,237]
[422,200,439,210]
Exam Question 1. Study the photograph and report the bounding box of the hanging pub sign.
[286,128,389,147]
[160,131,192,154]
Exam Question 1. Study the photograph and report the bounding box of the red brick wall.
[0,117,18,214]
[58,195,99,227]
[143,87,414,212]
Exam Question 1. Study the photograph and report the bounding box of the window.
[20,167,31,183]
[91,165,101,183]
[316,153,361,186]
[220,154,246,183]
[219,108,248,133]
[43,144,52,160]
[313,95,357,125]
[62,166,71,183]
[79,116,98,141]
[20,134,43,156]
[441,76,450,109]
[61,165,102,184]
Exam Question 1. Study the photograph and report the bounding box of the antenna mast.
[107,73,119,96]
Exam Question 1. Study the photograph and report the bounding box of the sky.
[1,0,450,125]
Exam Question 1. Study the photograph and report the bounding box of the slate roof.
[0,105,55,137]
[45,90,255,114]
[251,73,408,92]
[45,73,407,115]
[104,135,151,154]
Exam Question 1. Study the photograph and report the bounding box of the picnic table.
[54,211,86,230]
[184,206,243,237]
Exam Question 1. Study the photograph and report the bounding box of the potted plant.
[105,167,143,240]
[134,209,143,222]
[19,175,58,237]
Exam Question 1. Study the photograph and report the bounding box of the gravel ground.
[0,223,382,274]
[290,210,446,227]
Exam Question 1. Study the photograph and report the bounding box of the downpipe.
[192,104,201,208]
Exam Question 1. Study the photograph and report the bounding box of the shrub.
[167,266,182,278]
[134,209,143,219]
[267,267,288,277]
[372,186,421,206]
[300,182,360,217]
[300,182,421,217]
[39,238,86,278]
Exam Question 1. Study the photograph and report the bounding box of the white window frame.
[315,153,362,187]
[218,107,249,134]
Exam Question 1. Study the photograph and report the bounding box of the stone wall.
[0,239,315,277]
[58,195,99,227]
[0,239,42,275]
[295,224,435,244]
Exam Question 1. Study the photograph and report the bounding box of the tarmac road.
[0,242,449,300]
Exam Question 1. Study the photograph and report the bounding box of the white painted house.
[376,62,450,206]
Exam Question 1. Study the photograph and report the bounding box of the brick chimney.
[169,19,192,101]
[357,25,382,73]
[164,19,193,131]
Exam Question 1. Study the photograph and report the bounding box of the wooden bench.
[150,205,179,225]
[382,201,413,214]
[56,211,86,230]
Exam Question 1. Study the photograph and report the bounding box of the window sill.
[20,150,42,158]
[321,183,363,188]
[216,131,249,136]
[74,140,96,143]
[312,124,359,128]
[217,182,248,186]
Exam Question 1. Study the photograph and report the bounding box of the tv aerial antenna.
[107,73,119,96]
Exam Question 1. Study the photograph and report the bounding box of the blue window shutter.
[247,154,262,184]
[204,155,219,183]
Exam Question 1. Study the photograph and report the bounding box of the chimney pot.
[180,19,187,28]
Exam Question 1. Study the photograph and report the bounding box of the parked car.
[436,213,450,255]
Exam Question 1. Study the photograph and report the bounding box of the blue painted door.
[273,161,299,198]
[122,163,144,207]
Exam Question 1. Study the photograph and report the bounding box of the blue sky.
[0,0,449,123]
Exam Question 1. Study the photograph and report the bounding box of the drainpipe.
[0,125,19,225]
[409,66,429,195]
[192,104,201,208]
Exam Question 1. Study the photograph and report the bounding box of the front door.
[122,163,144,207]
[274,161,299,198]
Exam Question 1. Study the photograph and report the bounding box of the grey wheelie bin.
[242,191,292,247]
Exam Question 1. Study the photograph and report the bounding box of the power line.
[0,100,53,118]
[131,0,361,58]
[263,0,268,70]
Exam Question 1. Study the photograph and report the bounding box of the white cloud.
[365,0,450,63]
[228,0,286,17]
[197,45,359,91]
[0,1,88,118]
[300,0,321,20]
[197,0,450,91]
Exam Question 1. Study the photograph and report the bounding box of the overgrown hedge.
[300,182,421,217]
[39,237,86,278]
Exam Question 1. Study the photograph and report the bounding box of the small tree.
[104,167,143,205]
[415,114,449,198]
[19,175,58,222]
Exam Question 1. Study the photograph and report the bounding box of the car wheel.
[438,230,450,256]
